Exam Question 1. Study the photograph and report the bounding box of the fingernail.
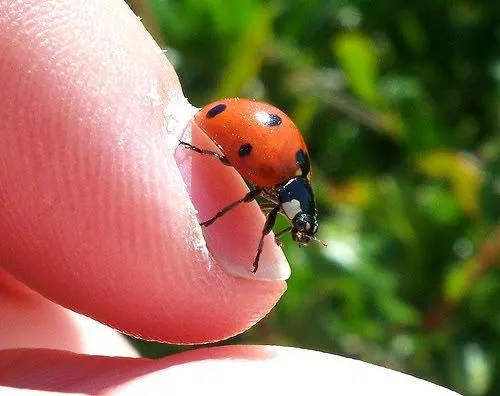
[216,237,292,281]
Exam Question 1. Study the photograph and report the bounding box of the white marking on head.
[282,199,302,220]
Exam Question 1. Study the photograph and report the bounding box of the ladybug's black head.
[291,213,318,245]
[278,177,322,246]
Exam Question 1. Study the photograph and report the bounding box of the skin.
[0,1,460,394]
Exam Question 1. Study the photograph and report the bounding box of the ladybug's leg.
[201,188,262,227]
[258,202,276,213]
[179,141,230,166]
[273,226,292,247]
[252,205,280,273]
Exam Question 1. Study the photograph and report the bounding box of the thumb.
[0,0,288,343]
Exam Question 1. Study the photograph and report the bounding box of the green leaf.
[332,32,381,105]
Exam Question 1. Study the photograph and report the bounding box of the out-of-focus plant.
[129,1,500,395]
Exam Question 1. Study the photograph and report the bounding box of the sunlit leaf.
[332,32,381,106]
[330,179,376,209]
[416,184,462,224]
[214,3,277,98]
[444,259,475,303]
[416,151,484,217]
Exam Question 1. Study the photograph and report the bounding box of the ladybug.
[180,98,324,273]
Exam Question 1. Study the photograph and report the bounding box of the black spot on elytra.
[264,113,282,127]
[296,149,310,176]
[239,143,253,157]
[206,103,227,118]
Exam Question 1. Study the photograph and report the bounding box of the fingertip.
[0,270,137,357]
[0,0,286,344]
[0,346,460,396]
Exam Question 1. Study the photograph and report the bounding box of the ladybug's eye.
[293,213,317,236]
[295,216,306,230]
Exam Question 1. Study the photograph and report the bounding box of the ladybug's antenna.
[313,236,327,247]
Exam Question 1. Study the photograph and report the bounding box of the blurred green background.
[129,1,500,394]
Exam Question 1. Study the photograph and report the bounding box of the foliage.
[132,1,500,394]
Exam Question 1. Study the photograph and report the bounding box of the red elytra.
[194,98,310,187]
